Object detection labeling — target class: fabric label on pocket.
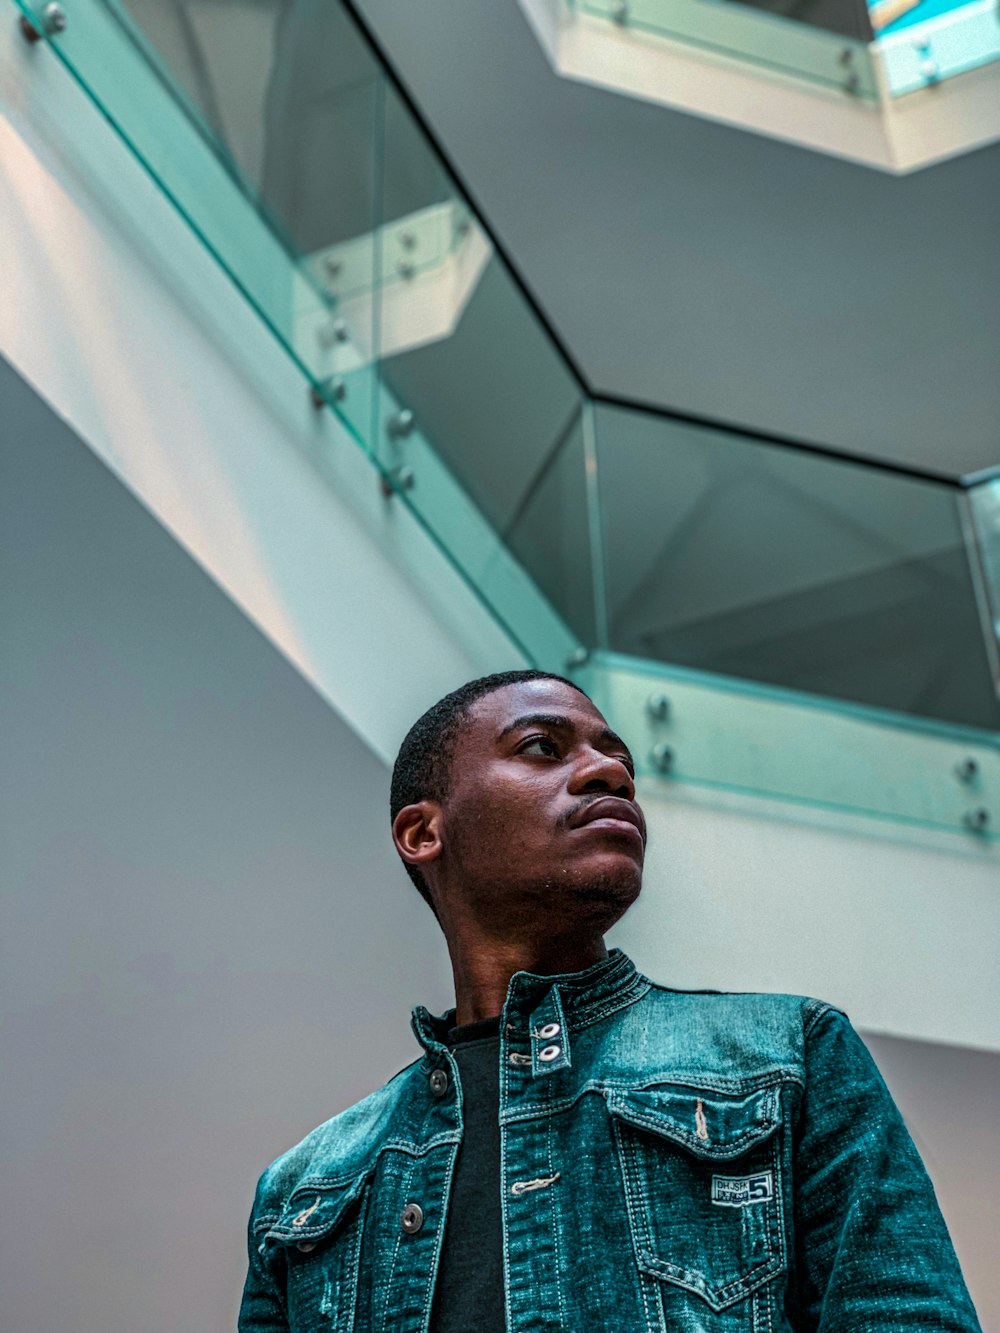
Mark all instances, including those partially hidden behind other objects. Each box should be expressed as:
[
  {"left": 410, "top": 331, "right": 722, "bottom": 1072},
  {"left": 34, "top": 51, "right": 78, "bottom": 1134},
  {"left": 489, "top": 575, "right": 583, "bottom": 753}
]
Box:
[{"left": 711, "top": 1171, "right": 774, "bottom": 1207}]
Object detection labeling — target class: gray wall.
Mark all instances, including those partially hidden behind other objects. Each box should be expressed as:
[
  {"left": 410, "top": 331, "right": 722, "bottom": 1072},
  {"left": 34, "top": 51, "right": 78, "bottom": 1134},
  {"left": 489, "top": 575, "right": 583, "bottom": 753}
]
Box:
[{"left": 0, "top": 356, "right": 451, "bottom": 1332}]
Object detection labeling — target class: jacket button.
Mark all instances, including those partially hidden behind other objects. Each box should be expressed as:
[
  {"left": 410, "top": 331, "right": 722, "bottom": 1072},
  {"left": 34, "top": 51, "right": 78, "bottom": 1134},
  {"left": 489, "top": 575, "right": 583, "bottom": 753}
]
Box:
[
  {"left": 429, "top": 1068, "right": 449, "bottom": 1097},
  {"left": 401, "top": 1202, "right": 424, "bottom": 1234},
  {"left": 537, "top": 1022, "right": 561, "bottom": 1039},
  {"left": 539, "top": 1044, "right": 561, "bottom": 1062},
  {"left": 295, "top": 1241, "right": 316, "bottom": 1253}
]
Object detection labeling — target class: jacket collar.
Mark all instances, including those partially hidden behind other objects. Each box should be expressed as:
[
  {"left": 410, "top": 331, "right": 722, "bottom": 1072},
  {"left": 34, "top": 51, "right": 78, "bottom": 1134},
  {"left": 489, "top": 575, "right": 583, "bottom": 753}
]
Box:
[{"left": 410, "top": 947, "right": 649, "bottom": 1063}]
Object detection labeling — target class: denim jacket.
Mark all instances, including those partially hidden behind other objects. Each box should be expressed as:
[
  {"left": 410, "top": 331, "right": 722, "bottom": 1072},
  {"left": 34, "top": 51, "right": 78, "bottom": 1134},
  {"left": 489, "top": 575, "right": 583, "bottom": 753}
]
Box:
[{"left": 239, "top": 949, "right": 980, "bottom": 1331}]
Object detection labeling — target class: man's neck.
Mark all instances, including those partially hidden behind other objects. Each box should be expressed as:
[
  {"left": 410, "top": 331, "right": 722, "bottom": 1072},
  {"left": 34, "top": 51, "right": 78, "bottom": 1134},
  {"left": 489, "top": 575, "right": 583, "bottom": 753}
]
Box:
[{"left": 447, "top": 933, "right": 608, "bottom": 1026}]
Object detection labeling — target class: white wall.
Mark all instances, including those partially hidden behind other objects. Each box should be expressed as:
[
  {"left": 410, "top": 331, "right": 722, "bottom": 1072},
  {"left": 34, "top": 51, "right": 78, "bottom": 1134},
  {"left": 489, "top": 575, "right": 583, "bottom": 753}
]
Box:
[{"left": 614, "top": 782, "right": 1000, "bottom": 1052}]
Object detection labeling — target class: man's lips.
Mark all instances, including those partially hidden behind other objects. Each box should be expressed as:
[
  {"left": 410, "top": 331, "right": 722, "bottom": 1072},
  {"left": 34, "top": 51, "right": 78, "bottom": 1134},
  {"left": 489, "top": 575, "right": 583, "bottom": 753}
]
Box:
[{"left": 571, "top": 796, "right": 646, "bottom": 843}]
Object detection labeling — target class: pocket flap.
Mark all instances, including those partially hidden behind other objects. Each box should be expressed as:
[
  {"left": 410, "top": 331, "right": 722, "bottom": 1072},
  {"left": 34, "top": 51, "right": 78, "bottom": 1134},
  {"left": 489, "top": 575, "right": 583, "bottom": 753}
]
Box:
[
  {"left": 267, "top": 1172, "right": 370, "bottom": 1246},
  {"left": 607, "top": 1083, "right": 781, "bottom": 1160}
]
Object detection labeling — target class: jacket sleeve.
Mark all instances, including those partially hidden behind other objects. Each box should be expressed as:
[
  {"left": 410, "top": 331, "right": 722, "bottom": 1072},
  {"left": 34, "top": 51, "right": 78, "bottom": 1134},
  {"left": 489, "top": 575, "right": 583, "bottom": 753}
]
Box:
[
  {"left": 238, "top": 1182, "right": 289, "bottom": 1333},
  {"left": 792, "top": 1004, "right": 980, "bottom": 1331}
]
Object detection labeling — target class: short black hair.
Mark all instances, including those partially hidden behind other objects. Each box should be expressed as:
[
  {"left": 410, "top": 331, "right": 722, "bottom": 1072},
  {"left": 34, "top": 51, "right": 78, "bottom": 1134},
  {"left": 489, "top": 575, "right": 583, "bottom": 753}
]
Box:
[{"left": 389, "top": 669, "right": 589, "bottom": 907}]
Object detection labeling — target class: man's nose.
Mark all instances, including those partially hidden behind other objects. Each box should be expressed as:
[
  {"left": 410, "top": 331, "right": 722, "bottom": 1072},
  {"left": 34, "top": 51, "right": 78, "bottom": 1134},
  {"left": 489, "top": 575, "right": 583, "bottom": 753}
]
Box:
[{"left": 570, "top": 748, "right": 636, "bottom": 800}]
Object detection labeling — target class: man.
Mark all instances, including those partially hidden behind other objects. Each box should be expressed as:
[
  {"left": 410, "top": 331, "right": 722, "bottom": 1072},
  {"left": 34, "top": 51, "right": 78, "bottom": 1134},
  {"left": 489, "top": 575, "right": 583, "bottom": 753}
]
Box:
[{"left": 239, "top": 669, "right": 980, "bottom": 1332}]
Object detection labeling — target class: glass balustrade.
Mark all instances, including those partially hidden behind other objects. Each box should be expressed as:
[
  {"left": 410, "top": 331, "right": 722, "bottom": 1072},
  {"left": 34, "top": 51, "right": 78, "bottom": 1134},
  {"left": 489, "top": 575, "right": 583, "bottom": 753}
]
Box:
[
  {"left": 13, "top": 0, "right": 998, "bottom": 838},
  {"left": 574, "top": 0, "right": 879, "bottom": 98},
  {"left": 591, "top": 403, "right": 1000, "bottom": 732},
  {"left": 573, "top": 0, "right": 1000, "bottom": 99}
]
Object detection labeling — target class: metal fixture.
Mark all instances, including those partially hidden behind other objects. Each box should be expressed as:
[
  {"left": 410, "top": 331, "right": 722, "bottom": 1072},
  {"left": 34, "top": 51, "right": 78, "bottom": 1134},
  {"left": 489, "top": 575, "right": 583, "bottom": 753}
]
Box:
[
  {"left": 309, "top": 377, "right": 346, "bottom": 409},
  {"left": 387, "top": 408, "right": 415, "bottom": 439},
  {"left": 399, "top": 230, "right": 417, "bottom": 251},
  {"left": 954, "top": 757, "right": 979, "bottom": 784},
  {"left": 651, "top": 743, "right": 675, "bottom": 774},
  {"left": 317, "top": 318, "right": 350, "bottom": 349},
  {"left": 646, "top": 693, "right": 671, "bottom": 721},
  {"left": 613, "top": 3, "right": 629, "bottom": 24},
  {"left": 323, "top": 256, "right": 343, "bottom": 280},
  {"left": 400, "top": 1203, "right": 424, "bottom": 1234},
  {"left": 963, "top": 807, "right": 990, "bottom": 834},
  {"left": 565, "top": 647, "right": 590, "bottom": 670},
  {"left": 19, "top": 3, "right": 66, "bottom": 40},
  {"left": 380, "top": 466, "right": 415, "bottom": 497},
  {"left": 837, "top": 48, "right": 860, "bottom": 95},
  {"left": 397, "top": 259, "right": 415, "bottom": 279}
]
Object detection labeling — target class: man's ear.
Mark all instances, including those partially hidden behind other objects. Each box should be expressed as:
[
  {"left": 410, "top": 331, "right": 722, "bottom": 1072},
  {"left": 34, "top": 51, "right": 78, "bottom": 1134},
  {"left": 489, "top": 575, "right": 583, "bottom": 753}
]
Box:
[{"left": 392, "top": 801, "right": 444, "bottom": 870}]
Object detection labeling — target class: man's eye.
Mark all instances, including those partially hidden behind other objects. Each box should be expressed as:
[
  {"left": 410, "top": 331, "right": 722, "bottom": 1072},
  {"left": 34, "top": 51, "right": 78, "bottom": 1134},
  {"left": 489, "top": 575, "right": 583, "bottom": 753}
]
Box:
[{"left": 520, "top": 736, "right": 559, "bottom": 757}]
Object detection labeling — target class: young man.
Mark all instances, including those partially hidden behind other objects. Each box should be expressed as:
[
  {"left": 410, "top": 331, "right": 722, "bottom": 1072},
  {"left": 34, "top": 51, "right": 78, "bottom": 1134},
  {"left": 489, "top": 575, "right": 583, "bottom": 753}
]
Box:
[{"left": 239, "top": 670, "right": 980, "bottom": 1332}]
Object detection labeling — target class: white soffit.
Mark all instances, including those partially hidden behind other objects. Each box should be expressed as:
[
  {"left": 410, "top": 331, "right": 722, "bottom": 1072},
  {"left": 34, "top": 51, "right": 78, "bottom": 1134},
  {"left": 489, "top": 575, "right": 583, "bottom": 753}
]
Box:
[{"left": 519, "top": 0, "right": 1000, "bottom": 173}]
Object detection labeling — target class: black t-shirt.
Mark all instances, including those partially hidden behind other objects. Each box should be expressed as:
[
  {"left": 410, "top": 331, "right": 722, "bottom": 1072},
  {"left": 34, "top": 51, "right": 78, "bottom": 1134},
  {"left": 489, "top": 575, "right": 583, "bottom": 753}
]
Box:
[{"left": 428, "top": 1015, "right": 505, "bottom": 1332}]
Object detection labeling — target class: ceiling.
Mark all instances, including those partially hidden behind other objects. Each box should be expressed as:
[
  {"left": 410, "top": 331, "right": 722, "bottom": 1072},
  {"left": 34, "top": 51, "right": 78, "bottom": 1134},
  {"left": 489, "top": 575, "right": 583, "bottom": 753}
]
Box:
[{"left": 355, "top": 0, "right": 1000, "bottom": 481}]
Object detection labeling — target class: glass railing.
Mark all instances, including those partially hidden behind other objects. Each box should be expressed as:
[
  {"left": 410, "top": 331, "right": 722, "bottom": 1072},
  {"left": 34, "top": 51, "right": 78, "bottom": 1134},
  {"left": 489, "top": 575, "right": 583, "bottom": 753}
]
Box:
[
  {"left": 591, "top": 403, "right": 999, "bottom": 733},
  {"left": 572, "top": 0, "right": 1000, "bottom": 98},
  {"left": 574, "top": 0, "right": 879, "bottom": 98},
  {"left": 14, "top": 0, "right": 998, "bottom": 838}
]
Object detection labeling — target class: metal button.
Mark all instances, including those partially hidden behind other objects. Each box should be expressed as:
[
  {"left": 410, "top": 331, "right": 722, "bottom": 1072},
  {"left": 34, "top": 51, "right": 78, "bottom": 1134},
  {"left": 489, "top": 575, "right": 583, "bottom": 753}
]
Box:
[
  {"left": 295, "top": 1241, "right": 316, "bottom": 1253},
  {"left": 429, "top": 1068, "right": 449, "bottom": 1097},
  {"left": 401, "top": 1202, "right": 424, "bottom": 1234},
  {"left": 539, "top": 1044, "right": 561, "bottom": 1062},
  {"left": 537, "top": 1022, "right": 561, "bottom": 1039}
]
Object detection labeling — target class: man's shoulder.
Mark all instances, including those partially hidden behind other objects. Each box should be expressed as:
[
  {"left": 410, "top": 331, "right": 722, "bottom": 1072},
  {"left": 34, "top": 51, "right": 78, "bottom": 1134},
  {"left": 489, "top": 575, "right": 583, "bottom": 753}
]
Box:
[
  {"left": 643, "top": 978, "right": 844, "bottom": 1027},
  {"left": 251, "top": 1056, "right": 423, "bottom": 1220},
  {"left": 624, "top": 977, "right": 848, "bottom": 1079}
]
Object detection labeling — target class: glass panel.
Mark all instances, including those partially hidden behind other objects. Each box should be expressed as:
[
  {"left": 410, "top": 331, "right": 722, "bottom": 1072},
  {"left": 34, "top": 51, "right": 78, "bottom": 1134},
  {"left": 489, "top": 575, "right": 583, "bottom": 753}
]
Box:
[
  {"left": 576, "top": 0, "right": 878, "bottom": 99},
  {"left": 580, "top": 651, "right": 1000, "bottom": 838},
  {"left": 875, "top": 0, "right": 1000, "bottom": 97},
  {"left": 593, "top": 403, "right": 1000, "bottom": 732},
  {"left": 732, "top": 0, "right": 873, "bottom": 41},
  {"left": 372, "top": 78, "right": 586, "bottom": 665},
  {"left": 505, "top": 406, "right": 600, "bottom": 648},
  {"left": 28, "top": 0, "right": 383, "bottom": 446},
  {"left": 966, "top": 479, "right": 1000, "bottom": 694}
]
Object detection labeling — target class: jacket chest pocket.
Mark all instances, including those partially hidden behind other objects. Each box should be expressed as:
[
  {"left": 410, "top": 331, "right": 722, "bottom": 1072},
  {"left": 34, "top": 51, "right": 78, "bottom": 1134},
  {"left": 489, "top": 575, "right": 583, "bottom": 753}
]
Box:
[
  {"left": 608, "top": 1083, "right": 786, "bottom": 1314},
  {"left": 266, "top": 1172, "right": 371, "bottom": 1332}
]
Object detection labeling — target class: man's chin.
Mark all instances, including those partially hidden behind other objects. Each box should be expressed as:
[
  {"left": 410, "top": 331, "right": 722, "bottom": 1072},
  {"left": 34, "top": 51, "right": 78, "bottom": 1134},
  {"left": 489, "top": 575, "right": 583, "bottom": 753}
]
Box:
[{"left": 566, "top": 865, "right": 642, "bottom": 919}]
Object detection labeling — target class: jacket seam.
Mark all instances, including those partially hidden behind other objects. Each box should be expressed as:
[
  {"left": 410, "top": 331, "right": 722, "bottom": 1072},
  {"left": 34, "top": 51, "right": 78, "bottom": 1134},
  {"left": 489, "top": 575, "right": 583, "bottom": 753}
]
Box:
[{"left": 802, "top": 1000, "right": 845, "bottom": 1041}]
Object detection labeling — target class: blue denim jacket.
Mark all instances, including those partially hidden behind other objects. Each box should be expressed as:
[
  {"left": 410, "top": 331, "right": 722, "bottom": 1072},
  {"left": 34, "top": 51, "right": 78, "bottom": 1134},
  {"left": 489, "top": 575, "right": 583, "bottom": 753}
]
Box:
[{"left": 239, "top": 949, "right": 980, "bottom": 1331}]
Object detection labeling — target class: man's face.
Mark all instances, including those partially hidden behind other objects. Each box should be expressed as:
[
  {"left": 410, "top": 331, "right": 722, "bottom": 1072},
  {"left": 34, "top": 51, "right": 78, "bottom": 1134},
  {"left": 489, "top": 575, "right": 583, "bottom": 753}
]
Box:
[{"left": 436, "top": 678, "right": 646, "bottom": 929}]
